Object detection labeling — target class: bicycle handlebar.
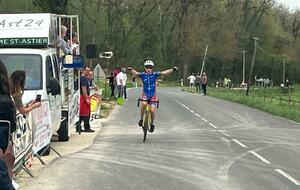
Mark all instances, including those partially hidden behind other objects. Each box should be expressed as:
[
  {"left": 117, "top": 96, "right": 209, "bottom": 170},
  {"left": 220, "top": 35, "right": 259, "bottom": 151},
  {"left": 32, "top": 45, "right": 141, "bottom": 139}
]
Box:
[{"left": 137, "top": 99, "right": 159, "bottom": 109}]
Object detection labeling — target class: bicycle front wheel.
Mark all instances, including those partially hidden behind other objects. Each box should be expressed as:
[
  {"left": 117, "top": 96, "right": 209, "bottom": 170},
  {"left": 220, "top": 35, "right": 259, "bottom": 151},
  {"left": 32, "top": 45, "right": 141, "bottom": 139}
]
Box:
[{"left": 142, "top": 110, "right": 150, "bottom": 143}]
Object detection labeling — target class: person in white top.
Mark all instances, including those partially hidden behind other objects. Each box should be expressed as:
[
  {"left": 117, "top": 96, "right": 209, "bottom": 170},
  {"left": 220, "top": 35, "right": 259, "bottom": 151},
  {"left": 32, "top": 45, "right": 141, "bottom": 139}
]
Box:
[
  {"left": 187, "top": 73, "right": 196, "bottom": 92},
  {"left": 116, "top": 68, "right": 127, "bottom": 98},
  {"left": 121, "top": 68, "right": 127, "bottom": 99},
  {"left": 70, "top": 32, "right": 80, "bottom": 55}
]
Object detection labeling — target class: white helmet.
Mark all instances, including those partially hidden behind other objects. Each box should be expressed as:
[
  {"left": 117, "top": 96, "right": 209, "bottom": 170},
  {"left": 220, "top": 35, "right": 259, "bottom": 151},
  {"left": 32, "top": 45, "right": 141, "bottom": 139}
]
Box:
[{"left": 144, "top": 60, "right": 154, "bottom": 67}]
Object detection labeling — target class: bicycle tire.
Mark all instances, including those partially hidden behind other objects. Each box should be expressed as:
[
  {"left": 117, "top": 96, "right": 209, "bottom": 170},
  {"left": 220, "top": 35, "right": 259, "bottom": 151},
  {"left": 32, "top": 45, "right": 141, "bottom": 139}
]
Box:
[
  {"left": 142, "top": 109, "right": 150, "bottom": 143},
  {"left": 143, "top": 125, "right": 147, "bottom": 143}
]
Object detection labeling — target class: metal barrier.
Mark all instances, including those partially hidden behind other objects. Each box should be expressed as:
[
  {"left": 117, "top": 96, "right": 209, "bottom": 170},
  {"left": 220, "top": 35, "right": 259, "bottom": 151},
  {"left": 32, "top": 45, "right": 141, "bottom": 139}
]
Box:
[{"left": 12, "top": 114, "right": 33, "bottom": 177}]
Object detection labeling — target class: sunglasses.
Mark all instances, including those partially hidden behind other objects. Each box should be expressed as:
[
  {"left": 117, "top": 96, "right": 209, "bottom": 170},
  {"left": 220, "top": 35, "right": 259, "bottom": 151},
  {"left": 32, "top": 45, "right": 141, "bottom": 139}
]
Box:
[{"left": 145, "top": 66, "right": 153, "bottom": 69}]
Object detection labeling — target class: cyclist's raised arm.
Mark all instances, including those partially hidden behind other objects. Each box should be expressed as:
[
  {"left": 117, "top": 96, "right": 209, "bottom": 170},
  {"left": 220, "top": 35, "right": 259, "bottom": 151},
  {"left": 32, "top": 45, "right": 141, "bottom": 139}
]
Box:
[
  {"left": 160, "top": 67, "right": 178, "bottom": 76},
  {"left": 127, "top": 67, "right": 140, "bottom": 76}
]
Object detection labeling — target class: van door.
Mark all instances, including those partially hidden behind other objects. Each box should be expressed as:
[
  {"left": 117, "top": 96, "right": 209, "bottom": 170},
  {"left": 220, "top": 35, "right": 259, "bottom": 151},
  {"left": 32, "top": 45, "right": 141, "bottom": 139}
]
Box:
[{"left": 46, "top": 55, "right": 62, "bottom": 133}]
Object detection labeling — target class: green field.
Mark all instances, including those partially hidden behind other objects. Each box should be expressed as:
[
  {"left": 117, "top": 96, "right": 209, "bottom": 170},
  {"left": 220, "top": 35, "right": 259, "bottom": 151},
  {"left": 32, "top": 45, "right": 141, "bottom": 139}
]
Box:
[{"left": 183, "top": 85, "right": 300, "bottom": 123}]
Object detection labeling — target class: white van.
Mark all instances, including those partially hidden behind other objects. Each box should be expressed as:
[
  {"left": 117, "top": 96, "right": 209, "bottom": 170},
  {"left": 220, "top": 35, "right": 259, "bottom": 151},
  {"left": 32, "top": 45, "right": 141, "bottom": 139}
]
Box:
[
  {"left": 0, "top": 48, "right": 62, "bottom": 133},
  {"left": 0, "top": 13, "right": 82, "bottom": 149}
]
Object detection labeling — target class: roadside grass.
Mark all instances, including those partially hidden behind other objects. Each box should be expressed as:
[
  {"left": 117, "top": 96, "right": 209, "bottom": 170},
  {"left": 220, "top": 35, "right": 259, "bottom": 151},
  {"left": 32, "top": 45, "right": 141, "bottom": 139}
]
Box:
[
  {"left": 182, "top": 86, "right": 300, "bottom": 123},
  {"left": 158, "top": 80, "right": 181, "bottom": 87}
]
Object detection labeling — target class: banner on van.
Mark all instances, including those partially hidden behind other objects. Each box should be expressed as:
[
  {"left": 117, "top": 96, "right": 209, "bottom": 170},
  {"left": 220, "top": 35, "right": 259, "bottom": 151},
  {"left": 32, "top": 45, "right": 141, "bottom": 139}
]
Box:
[
  {"left": 0, "top": 13, "right": 57, "bottom": 46},
  {"left": 12, "top": 114, "right": 33, "bottom": 165},
  {"left": 30, "top": 101, "right": 52, "bottom": 154},
  {"left": 0, "top": 37, "right": 48, "bottom": 46},
  {"left": 68, "top": 91, "right": 80, "bottom": 128}
]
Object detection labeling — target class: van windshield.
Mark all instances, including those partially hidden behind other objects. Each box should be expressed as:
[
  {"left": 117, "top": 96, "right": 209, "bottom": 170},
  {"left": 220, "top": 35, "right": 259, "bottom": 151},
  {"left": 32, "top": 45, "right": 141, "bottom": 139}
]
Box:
[{"left": 0, "top": 54, "right": 42, "bottom": 90}]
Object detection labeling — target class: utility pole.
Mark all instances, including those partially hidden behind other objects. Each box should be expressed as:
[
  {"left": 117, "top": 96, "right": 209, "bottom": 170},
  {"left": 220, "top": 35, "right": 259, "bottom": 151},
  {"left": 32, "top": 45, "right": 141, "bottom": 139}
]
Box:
[
  {"left": 246, "top": 37, "right": 259, "bottom": 96},
  {"left": 283, "top": 58, "right": 286, "bottom": 86},
  {"left": 242, "top": 50, "right": 246, "bottom": 86},
  {"left": 200, "top": 45, "right": 208, "bottom": 76}
]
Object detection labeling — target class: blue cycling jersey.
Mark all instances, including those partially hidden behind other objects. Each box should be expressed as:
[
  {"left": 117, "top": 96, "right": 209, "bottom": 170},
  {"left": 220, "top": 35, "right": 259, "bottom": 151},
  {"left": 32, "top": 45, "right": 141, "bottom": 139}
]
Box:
[{"left": 139, "top": 72, "right": 160, "bottom": 98}]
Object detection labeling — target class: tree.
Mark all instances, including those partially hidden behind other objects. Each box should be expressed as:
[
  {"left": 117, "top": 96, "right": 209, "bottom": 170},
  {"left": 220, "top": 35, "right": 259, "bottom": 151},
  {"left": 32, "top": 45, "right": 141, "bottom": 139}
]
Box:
[{"left": 33, "top": 0, "right": 69, "bottom": 14}]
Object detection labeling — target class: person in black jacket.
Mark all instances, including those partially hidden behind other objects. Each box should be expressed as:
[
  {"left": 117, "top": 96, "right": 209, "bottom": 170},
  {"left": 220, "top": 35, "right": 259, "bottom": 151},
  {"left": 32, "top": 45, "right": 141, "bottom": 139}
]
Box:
[
  {"left": 0, "top": 60, "right": 16, "bottom": 133},
  {"left": 107, "top": 72, "right": 115, "bottom": 97},
  {"left": 0, "top": 142, "right": 15, "bottom": 190}
]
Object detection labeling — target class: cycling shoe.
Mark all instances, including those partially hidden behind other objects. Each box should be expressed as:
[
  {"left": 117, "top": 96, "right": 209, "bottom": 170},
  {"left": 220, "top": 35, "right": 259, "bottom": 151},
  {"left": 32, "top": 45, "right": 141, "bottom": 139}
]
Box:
[
  {"left": 138, "top": 119, "right": 143, "bottom": 127},
  {"left": 149, "top": 124, "right": 155, "bottom": 133}
]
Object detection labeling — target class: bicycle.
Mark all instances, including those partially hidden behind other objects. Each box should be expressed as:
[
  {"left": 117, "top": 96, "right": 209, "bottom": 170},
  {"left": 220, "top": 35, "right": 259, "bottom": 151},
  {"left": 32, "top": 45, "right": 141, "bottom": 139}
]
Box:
[{"left": 137, "top": 99, "right": 159, "bottom": 143}]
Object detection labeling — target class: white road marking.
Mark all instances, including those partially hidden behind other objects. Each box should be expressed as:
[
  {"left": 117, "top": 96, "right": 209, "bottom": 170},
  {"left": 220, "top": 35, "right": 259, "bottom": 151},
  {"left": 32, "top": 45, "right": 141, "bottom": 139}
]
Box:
[
  {"left": 249, "top": 151, "right": 271, "bottom": 164},
  {"left": 174, "top": 99, "right": 300, "bottom": 187},
  {"left": 182, "top": 105, "right": 190, "bottom": 110},
  {"left": 208, "top": 123, "right": 218, "bottom": 129},
  {"left": 201, "top": 118, "right": 208, "bottom": 122},
  {"left": 232, "top": 139, "right": 247, "bottom": 148},
  {"left": 275, "top": 169, "right": 300, "bottom": 186}
]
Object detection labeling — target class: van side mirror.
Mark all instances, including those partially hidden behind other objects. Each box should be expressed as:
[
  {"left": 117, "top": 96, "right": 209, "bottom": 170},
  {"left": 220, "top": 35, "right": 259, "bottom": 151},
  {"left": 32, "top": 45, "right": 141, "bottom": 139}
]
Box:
[{"left": 47, "top": 78, "right": 61, "bottom": 95}]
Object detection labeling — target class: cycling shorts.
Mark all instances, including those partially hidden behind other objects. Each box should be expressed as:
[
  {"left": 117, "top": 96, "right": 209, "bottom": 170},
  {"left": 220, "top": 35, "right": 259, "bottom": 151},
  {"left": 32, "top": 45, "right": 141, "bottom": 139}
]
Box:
[{"left": 141, "top": 91, "right": 158, "bottom": 105}]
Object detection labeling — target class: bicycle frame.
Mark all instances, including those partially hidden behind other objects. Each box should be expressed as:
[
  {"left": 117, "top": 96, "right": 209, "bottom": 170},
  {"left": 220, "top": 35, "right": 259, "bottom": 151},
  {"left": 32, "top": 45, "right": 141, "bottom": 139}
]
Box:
[{"left": 137, "top": 99, "right": 159, "bottom": 142}]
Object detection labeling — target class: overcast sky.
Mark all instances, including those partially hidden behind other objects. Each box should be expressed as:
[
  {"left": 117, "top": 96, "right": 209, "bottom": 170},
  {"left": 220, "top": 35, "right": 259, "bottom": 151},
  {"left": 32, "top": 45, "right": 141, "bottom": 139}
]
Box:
[{"left": 276, "top": 0, "right": 300, "bottom": 10}]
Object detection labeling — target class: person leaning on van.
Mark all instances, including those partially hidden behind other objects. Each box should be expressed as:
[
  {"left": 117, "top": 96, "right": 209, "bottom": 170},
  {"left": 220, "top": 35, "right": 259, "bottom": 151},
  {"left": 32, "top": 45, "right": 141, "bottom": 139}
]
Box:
[
  {"left": 0, "top": 60, "right": 16, "bottom": 133},
  {"left": 59, "top": 25, "right": 72, "bottom": 55},
  {"left": 10, "top": 70, "right": 41, "bottom": 115}
]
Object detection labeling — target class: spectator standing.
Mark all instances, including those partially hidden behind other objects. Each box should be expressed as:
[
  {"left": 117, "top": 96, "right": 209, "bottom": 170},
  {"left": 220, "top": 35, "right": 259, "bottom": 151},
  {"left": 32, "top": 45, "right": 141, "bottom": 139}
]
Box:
[
  {"left": 10, "top": 70, "right": 41, "bottom": 115},
  {"left": 70, "top": 32, "right": 80, "bottom": 55},
  {"left": 0, "top": 142, "right": 15, "bottom": 190},
  {"left": 115, "top": 68, "right": 127, "bottom": 99},
  {"left": 121, "top": 68, "right": 128, "bottom": 99},
  {"left": 224, "top": 76, "right": 231, "bottom": 88},
  {"left": 59, "top": 25, "right": 72, "bottom": 55},
  {"left": 0, "top": 60, "right": 16, "bottom": 133},
  {"left": 113, "top": 67, "right": 121, "bottom": 78},
  {"left": 195, "top": 73, "right": 201, "bottom": 93},
  {"left": 201, "top": 72, "right": 208, "bottom": 96},
  {"left": 187, "top": 73, "right": 196, "bottom": 92},
  {"left": 106, "top": 72, "right": 115, "bottom": 98},
  {"left": 113, "top": 67, "right": 121, "bottom": 97},
  {"left": 87, "top": 71, "right": 98, "bottom": 91},
  {"left": 0, "top": 63, "right": 17, "bottom": 189},
  {"left": 77, "top": 66, "right": 94, "bottom": 133},
  {"left": 286, "top": 78, "right": 290, "bottom": 88}
]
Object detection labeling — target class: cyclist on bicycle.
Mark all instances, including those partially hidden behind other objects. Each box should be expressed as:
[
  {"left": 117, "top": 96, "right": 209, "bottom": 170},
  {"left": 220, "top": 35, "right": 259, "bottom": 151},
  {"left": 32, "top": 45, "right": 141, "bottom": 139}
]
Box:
[{"left": 128, "top": 59, "right": 178, "bottom": 133}]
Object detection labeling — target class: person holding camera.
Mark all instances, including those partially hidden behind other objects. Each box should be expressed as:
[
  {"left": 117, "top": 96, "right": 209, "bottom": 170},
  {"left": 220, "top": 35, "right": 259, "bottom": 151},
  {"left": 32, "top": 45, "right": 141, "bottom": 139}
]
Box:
[{"left": 10, "top": 70, "right": 41, "bottom": 115}]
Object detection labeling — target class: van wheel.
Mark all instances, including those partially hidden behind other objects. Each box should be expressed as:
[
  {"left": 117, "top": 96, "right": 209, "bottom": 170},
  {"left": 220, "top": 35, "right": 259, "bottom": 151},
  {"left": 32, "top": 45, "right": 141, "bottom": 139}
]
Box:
[
  {"left": 38, "top": 145, "right": 51, "bottom": 156},
  {"left": 57, "top": 110, "right": 69, "bottom": 142}
]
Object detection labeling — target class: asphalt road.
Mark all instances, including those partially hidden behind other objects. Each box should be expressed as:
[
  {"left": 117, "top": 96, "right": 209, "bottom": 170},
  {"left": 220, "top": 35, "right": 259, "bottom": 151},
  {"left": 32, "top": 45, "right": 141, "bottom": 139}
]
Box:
[{"left": 22, "top": 87, "right": 300, "bottom": 190}]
